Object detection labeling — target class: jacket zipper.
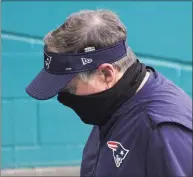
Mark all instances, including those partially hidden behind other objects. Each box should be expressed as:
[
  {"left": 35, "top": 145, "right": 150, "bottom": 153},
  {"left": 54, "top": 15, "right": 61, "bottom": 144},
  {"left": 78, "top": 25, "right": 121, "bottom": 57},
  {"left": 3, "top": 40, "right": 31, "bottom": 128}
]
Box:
[{"left": 92, "top": 141, "right": 101, "bottom": 177}]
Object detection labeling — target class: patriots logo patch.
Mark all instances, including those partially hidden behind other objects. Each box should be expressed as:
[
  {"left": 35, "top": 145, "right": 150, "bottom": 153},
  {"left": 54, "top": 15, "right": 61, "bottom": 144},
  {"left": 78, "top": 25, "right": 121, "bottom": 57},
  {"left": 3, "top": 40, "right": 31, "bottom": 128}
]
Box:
[
  {"left": 44, "top": 52, "right": 52, "bottom": 70},
  {"left": 107, "top": 141, "right": 129, "bottom": 168}
]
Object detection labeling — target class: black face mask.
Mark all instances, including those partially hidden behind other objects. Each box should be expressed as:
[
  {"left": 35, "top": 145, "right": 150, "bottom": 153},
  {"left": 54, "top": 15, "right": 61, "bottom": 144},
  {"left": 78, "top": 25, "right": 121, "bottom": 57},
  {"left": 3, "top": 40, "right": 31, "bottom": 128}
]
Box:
[{"left": 57, "top": 61, "right": 147, "bottom": 126}]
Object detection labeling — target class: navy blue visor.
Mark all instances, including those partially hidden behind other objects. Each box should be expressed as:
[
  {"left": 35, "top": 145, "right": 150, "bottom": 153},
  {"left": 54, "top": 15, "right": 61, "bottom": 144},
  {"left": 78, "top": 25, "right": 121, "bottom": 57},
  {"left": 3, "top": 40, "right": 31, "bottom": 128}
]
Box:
[{"left": 26, "top": 40, "right": 127, "bottom": 100}]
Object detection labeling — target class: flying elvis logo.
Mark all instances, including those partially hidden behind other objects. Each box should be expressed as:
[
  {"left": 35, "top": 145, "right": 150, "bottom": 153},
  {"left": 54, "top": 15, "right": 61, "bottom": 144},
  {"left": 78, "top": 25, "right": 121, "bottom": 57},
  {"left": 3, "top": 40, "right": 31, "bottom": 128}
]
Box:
[
  {"left": 44, "top": 52, "right": 52, "bottom": 70},
  {"left": 107, "top": 141, "right": 129, "bottom": 168}
]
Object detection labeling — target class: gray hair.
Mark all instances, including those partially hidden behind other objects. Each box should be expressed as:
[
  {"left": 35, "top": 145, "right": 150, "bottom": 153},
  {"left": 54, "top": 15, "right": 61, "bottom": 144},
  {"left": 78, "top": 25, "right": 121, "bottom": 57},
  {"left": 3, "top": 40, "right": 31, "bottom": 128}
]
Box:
[{"left": 44, "top": 9, "right": 137, "bottom": 88}]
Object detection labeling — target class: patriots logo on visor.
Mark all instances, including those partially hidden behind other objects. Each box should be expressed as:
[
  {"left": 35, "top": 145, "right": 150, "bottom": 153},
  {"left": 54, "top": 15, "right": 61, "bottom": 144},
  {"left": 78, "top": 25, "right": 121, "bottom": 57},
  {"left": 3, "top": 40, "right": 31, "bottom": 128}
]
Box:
[
  {"left": 44, "top": 52, "right": 52, "bottom": 70},
  {"left": 107, "top": 141, "right": 129, "bottom": 168}
]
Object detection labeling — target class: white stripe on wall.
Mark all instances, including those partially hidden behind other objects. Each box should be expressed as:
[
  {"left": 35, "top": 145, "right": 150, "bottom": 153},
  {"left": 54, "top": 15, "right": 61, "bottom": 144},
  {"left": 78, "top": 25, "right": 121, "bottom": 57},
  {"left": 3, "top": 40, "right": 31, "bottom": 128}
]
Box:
[{"left": 2, "top": 33, "right": 44, "bottom": 45}]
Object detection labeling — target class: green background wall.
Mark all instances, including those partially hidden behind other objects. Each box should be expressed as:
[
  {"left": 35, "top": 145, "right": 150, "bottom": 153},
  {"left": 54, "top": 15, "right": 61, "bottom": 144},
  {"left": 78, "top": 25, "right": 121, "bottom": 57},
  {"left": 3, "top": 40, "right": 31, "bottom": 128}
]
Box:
[{"left": 2, "top": 1, "right": 192, "bottom": 169}]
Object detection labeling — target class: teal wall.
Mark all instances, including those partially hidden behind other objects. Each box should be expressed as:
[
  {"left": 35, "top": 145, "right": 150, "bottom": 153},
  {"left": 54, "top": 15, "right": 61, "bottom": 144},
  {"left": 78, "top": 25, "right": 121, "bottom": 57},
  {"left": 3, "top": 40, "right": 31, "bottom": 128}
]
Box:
[{"left": 2, "top": 1, "right": 192, "bottom": 169}]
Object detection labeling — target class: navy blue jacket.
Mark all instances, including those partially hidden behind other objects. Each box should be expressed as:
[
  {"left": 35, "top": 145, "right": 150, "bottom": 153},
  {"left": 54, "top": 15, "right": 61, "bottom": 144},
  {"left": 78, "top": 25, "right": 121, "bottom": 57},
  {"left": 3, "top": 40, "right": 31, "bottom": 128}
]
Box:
[{"left": 80, "top": 70, "right": 192, "bottom": 177}]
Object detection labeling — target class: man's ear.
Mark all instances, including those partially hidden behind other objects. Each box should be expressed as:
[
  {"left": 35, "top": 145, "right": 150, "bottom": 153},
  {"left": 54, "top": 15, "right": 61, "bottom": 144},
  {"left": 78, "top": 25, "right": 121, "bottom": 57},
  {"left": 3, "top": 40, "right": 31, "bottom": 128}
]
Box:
[{"left": 97, "top": 64, "right": 116, "bottom": 87}]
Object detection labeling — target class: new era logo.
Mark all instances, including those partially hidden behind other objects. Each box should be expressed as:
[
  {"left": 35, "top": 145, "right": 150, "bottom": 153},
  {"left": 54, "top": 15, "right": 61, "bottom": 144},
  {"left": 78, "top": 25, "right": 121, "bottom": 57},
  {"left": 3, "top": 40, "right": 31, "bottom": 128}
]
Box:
[{"left": 81, "top": 58, "right": 93, "bottom": 65}]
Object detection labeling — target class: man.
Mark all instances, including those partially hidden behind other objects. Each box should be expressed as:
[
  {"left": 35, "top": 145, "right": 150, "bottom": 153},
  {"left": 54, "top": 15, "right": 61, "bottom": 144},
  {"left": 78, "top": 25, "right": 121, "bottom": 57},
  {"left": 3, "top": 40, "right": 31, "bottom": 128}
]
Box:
[{"left": 26, "top": 10, "right": 192, "bottom": 177}]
